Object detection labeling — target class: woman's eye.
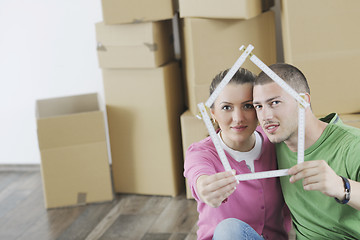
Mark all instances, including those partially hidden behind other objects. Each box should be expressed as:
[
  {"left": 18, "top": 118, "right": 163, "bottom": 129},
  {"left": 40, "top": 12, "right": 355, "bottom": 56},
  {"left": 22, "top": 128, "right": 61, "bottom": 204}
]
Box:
[
  {"left": 244, "top": 104, "right": 254, "bottom": 109},
  {"left": 221, "top": 105, "right": 232, "bottom": 111}
]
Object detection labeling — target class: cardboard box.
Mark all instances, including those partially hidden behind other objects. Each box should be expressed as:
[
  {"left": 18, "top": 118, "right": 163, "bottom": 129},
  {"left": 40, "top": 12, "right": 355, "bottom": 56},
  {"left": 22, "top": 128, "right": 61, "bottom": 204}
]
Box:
[
  {"left": 281, "top": 0, "right": 360, "bottom": 116},
  {"left": 179, "top": 0, "right": 274, "bottom": 19},
  {"left": 339, "top": 114, "right": 360, "bottom": 129},
  {"left": 180, "top": 110, "right": 209, "bottom": 199},
  {"left": 181, "top": 11, "right": 277, "bottom": 114},
  {"left": 102, "top": 62, "right": 185, "bottom": 196},
  {"left": 36, "top": 93, "right": 113, "bottom": 209},
  {"left": 187, "top": 83, "right": 209, "bottom": 117},
  {"left": 96, "top": 20, "right": 175, "bottom": 69},
  {"left": 101, "top": 0, "right": 174, "bottom": 24}
]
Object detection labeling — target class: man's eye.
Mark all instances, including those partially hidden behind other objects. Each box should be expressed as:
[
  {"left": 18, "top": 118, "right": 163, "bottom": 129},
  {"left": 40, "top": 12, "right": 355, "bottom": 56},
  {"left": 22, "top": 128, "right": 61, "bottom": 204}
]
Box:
[
  {"left": 254, "top": 105, "right": 262, "bottom": 109},
  {"left": 272, "top": 101, "right": 280, "bottom": 106}
]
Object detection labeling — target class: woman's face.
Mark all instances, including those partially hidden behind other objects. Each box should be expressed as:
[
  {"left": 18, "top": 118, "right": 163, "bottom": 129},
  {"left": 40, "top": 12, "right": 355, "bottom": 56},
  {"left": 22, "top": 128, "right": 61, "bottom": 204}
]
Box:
[{"left": 211, "top": 83, "right": 258, "bottom": 151}]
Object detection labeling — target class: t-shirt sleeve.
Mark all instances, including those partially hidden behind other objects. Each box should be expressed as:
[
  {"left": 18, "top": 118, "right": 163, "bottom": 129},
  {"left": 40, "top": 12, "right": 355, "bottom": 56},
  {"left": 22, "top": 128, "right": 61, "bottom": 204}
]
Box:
[
  {"left": 346, "top": 140, "right": 360, "bottom": 182},
  {"left": 184, "top": 142, "right": 218, "bottom": 201}
]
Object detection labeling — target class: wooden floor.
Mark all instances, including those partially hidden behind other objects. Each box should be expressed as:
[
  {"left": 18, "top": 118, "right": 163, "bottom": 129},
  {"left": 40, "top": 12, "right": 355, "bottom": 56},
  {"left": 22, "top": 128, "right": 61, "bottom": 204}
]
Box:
[
  {"left": 0, "top": 165, "right": 295, "bottom": 240},
  {"left": 0, "top": 165, "right": 198, "bottom": 240}
]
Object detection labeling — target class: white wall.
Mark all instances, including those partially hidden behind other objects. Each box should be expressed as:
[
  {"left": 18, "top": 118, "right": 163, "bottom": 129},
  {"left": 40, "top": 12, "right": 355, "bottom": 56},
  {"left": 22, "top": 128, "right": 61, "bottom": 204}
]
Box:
[
  {"left": 0, "top": 0, "right": 104, "bottom": 164},
  {"left": 0, "top": 1, "right": 283, "bottom": 165}
]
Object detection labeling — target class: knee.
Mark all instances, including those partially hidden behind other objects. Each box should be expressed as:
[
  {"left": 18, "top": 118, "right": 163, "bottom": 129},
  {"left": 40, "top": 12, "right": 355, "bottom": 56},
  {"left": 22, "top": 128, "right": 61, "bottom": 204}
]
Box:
[
  {"left": 213, "top": 218, "right": 249, "bottom": 239},
  {"left": 216, "top": 218, "right": 243, "bottom": 231}
]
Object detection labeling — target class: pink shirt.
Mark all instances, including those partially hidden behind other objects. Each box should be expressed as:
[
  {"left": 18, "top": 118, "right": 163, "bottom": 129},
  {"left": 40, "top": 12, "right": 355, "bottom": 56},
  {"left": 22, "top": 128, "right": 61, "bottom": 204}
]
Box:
[{"left": 184, "top": 126, "right": 291, "bottom": 240}]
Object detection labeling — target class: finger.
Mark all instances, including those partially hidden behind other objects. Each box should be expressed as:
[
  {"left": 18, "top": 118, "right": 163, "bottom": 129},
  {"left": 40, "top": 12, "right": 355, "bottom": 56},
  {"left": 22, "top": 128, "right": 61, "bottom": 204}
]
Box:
[
  {"left": 202, "top": 172, "right": 237, "bottom": 189},
  {"left": 302, "top": 179, "right": 330, "bottom": 192},
  {"left": 288, "top": 160, "right": 323, "bottom": 175},
  {"left": 209, "top": 178, "right": 238, "bottom": 197},
  {"left": 301, "top": 174, "right": 322, "bottom": 188},
  {"left": 204, "top": 183, "right": 237, "bottom": 207},
  {"left": 289, "top": 167, "right": 320, "bottom": 183},
  {"left": 198, "top": 174, "right": 237, "bottom": 200},
  {"left": 216, "top": 183, "right": 238, "bottom": 206}
]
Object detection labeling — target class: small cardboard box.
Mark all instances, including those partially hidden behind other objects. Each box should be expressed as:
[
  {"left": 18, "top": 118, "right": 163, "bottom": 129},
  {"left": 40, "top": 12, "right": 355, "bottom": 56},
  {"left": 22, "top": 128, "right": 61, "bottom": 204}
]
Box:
[
  {"left": 101, "top": 0, "right": 174, "bottom": 24},
  {"left": 96, "top": 20, "right": 175, "bottom": 69},
  {"left": 179, "top": 0, "right": 274, "bottom": 19},
  {"left": 281, "top": 0, "right": 360, "bottom": 116},
  {"left": 36, "top": 93, "right": 114, "bottom": 209},
  {"left": 180, "top": 110, "right": 209, "bottom": 199},
  {"left": 181, "top": 11, "right": 277, "bottom": 114},
  {"left": 102, "top": 61, "right": 185, "bottom": 196}
]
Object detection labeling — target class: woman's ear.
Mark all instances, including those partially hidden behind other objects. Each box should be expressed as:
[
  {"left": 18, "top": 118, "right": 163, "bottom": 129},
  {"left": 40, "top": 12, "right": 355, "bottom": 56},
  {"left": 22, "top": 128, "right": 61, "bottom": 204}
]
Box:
[{"left": 210, "top": 107, "right": 215, "bottom": 119}]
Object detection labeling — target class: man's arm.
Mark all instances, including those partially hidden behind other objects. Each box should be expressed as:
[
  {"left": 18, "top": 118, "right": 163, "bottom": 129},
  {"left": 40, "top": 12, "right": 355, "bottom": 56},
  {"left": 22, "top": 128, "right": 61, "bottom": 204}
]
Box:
[{"left": 288, "top": 160, "right": 360, "bottom": 210}]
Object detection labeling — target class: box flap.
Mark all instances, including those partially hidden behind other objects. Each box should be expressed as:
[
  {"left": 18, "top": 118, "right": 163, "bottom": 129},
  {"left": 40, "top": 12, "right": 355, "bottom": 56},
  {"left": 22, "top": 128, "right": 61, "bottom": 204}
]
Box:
[
  {"left": 37, "top": 111, "right": 106, "bottom": 150},
  {"left": 36, "top": 93, "right": 100, "bottom": 119},
  {"left": 179, "top": 0, "right": 262, "bottom": 19},
  {"left": 101, "top": 0, "right": 174, "bottom": 24},
  {"left": 95, "top": 21, "right": 154, "bottom": 46}
]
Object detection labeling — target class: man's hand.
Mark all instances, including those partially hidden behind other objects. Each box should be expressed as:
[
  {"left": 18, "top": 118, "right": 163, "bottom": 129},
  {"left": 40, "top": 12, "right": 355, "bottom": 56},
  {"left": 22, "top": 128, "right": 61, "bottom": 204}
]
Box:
[
  {"left": 288, "top": 160, "right": 344, "bottom": 199},
  {"left": 196, "top": 170, "right": 238, "bottom": 208}
]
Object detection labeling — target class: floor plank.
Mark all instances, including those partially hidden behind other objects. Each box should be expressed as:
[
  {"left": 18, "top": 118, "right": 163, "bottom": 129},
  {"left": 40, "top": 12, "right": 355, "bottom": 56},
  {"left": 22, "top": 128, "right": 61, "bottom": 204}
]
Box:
[
  {"left": 0, "top": 165, "right": 296, "bottom": 240},
  {"left": 147, "top": 195, "right": 198, "bottom": 234}
]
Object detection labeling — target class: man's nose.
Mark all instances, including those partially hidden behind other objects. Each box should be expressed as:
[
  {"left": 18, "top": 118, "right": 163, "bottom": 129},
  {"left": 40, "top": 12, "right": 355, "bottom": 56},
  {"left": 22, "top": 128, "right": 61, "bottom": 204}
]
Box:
[{"left": 261, "top": 106, "right": 273, "bottom": 121}]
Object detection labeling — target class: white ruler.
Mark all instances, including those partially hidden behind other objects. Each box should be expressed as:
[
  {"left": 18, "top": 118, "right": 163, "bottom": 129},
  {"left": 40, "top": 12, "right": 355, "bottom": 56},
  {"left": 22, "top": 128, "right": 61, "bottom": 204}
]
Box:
[
  {"left": 198, "top": 102, "right": 232, "bottom": 172},
  {"left": 205, "top": 45, "right": 253, "bottom": 108},
  {"left": 236, "top": 169, "right": 289, "bottom": 181},
  {"left": 249, "top": 51, "right": 308, "bottom": 165},
  {"left": 297, "top": 94, "right": 306, "bottom": 164},
  {"left": 249, "top": 54, "right": 309, "bottom": 109},
  {"left": 197, "top": 44, "right": 308, "bottom": 181}
]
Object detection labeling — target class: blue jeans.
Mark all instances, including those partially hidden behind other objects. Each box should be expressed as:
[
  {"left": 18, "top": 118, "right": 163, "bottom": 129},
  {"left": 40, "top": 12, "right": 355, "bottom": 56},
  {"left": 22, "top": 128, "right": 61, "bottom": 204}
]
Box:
[{"left": 213, "top": 218, "right": 264, "bottom": 240}]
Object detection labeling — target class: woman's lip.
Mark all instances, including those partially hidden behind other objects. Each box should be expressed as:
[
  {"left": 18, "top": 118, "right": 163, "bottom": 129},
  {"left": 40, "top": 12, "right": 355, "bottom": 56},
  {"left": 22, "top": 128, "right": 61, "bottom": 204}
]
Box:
[{"left": 231, "top": 125, "right": 247, "bottom": 131}]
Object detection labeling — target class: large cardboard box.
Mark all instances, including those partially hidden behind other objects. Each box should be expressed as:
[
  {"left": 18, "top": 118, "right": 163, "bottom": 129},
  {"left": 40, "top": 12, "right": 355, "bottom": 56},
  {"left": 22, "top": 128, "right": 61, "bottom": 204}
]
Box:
[
  {"left": 339, "top": 114, "right": 360, "bottom": 129},
  {"left": 181, "top": 11, "right": 277, "bottom": 114},
  {"left": 102, "top": 62, "right": 185, "bottom": 196},
  {"left": 96, "top": 20, "right": 175, "bottom": 69},
  {"left": 281, "top": 0, "right": 360, "bottom": 116},
  {"left": 101, "top": 0, "right": 174, "bottom": 25},
  {"left": 36, "top": 93, "right": 113, "bottom": 209},
  {"left": 179, "top": 0, "right": 274, "bottom": 19},
  {"left": 180, "top": 110, "right": 209, "bottom": 199}
]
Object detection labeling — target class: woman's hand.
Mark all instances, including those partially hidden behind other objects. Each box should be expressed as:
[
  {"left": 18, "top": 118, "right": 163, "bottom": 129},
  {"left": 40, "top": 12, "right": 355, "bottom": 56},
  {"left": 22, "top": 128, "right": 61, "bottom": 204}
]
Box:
[{"left": 196, "top": 170, "right": 238, "bottom": 208}]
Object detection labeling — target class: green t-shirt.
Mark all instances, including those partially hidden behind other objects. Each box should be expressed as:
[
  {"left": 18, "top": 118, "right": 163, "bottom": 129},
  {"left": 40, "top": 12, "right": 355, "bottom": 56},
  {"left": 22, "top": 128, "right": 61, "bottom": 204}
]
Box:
[{"left": 276, "top": 113, "right": 360, "bottom": 239}]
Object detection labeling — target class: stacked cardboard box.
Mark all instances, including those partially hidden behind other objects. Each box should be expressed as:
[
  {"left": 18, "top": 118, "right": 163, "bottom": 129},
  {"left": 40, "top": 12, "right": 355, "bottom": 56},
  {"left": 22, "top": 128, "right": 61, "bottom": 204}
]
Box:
[
  {"left": 180, "top": 110, "right": 209, "bottom": 198},
  {"left": 178, "top": 0, "right": 277, "bottom": 198},
  {"left": 36, "top": 93, "right": 114, "bottom": 208},
  {"left": 281, "top": 0, "right": 360, "bottom": 116},
  {"left": 97, "top": 0, "right": 185, "bottom": 196},
  {"left": 339, "top": 114, "right": 360, "bottom": 129}
]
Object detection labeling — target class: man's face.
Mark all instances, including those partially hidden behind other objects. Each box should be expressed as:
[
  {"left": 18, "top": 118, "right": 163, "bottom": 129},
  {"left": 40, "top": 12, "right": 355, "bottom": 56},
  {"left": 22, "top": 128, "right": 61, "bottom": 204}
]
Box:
[{"left": 253, "top": 82, "right": 299, "bottom": 144}]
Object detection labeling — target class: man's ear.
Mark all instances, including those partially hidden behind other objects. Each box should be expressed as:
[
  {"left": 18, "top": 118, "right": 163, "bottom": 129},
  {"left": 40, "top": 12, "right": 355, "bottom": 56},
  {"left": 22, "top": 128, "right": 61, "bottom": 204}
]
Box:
[{"left": 300, "top": 92, "right": 311, "bottom": 104}]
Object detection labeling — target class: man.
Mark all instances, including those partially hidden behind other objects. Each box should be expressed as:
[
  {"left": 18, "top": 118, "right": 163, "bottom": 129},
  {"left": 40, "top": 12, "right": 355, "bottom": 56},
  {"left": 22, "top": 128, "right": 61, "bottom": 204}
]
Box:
[{"left": 253, "top": 63, "right": 360, "bottom": 239}]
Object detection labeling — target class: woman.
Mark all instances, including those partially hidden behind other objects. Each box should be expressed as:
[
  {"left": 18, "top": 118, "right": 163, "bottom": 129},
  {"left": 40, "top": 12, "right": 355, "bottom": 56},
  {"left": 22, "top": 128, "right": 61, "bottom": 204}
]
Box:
[{"left": 184, "top": 68, "right": 290, "bottom": 240}]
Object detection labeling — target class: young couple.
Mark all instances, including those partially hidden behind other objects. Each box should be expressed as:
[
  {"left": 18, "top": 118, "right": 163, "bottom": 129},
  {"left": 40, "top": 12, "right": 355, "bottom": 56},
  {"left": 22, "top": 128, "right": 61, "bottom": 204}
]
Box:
[{"left": 184, "top": 63, "right": 360, "bottom": 240}]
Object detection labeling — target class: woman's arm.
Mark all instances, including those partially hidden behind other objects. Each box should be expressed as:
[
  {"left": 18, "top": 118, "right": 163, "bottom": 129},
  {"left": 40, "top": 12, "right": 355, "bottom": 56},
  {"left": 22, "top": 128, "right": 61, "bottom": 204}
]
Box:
[{"left": 196, "top": 170, "right": 238, "bottom": 208}]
